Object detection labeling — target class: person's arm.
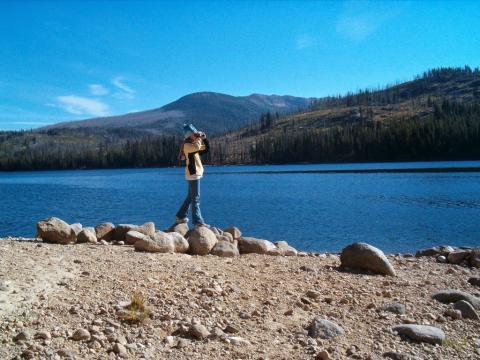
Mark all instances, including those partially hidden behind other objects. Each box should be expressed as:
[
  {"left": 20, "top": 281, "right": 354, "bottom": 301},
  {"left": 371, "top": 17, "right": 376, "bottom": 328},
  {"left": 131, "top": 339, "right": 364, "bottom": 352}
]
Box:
[
  {"left": 183, "top": 138, "right": 205, "bottom": 154},
  {"left": 199, "top": 138, "right": 209, "bottom": 154}
]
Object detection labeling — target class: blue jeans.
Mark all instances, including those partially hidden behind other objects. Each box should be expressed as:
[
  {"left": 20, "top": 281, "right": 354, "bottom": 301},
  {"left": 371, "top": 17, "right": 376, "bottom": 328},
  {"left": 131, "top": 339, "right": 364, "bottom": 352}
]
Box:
[{"left": 176, "top": 180, "right": 205, "bottom": 225}]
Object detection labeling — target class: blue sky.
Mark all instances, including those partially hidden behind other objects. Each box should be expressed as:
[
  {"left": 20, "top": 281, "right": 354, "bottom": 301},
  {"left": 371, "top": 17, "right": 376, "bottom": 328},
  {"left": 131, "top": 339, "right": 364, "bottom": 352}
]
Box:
[{"left": 1, "top": 0, "right": 479, "bottom": 130}]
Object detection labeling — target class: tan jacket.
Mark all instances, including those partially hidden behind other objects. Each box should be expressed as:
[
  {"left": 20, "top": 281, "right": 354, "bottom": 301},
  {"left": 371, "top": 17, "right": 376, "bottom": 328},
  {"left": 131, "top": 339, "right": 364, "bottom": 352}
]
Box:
[{"left": 183, "top": 138, "right": 209, "bottom": 180}]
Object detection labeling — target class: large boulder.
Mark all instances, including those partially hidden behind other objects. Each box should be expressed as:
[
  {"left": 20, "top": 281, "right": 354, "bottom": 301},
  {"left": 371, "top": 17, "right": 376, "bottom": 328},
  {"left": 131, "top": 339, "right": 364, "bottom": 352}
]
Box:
[
  {"left": 271, "top": 241, "right": 298, "bottom": 256},
  {"left": 432, "top": 289, "right": 480, "bottom": 309},
  {"left": 77, "top": 227, "right": 97, "bottom": 243},
  {"left": 392, "top": 324, "right": 445, "bottom": 345},
  {"left": 470, "top": 249, "right": 480, "bottom": 268},
  {"left": 454, "top": 300, "right": 479, "bottom": 320},
  {"left": 308, "top": 317, "right": 344, "bottom": 339},
  {"left": 125, "top": 230, "right": 147, "bottom": 244},
  {"left": 223, "top": 226, "right": 242, "bottom": 239},
  {"left": 216, "top": 233, "right": 234, "bottom": 243},
  {"left": 70, "top": 223, "right": 83, "bottom": 236},
  {"left": 95, "top": 222, "right": 115, "bottom": 241},
  {"left": 188, "top": 227, "right": 217, "bottom": 255},
  {"left": 415, "top": 245, "right": 455, "bottom": 257},
  {"left": 211, "top": 241, "right": 240, "bottom": 257},
  {"left": 238, "top": 237, "right": 276, "bottom": 255},
  {"left": 36, "top": 217, "right": 76, "bottom": 244},
  {"left": 447, "top": 250, "right": 470, "bottom": 264},
  {"left": 116, "top": 222, "right": 156, "bottom": 243},
  {"left": 340, "top": 242, "right": 396, "bottom": 276},
  {"left": 167, "top": 223, "right": 189, "bottom": 237},
  {"left": 134, "top": 232, "right": 175, "bottom": 253},
  {"left": 169, "top": 232, "right": 189, "bottom": 253}
]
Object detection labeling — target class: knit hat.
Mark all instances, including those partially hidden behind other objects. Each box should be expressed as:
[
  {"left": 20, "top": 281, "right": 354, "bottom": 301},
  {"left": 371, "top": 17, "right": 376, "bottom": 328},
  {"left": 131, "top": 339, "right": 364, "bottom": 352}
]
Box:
[{"left": 183, "top": 123, "right": 198, "bottom": 139}]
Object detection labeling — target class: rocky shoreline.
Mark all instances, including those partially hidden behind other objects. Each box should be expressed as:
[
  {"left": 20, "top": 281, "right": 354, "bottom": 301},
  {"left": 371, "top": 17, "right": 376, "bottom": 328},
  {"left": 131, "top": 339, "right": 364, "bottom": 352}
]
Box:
[{"left": 0, "top": 218, "right": 479, "bottom": 359}]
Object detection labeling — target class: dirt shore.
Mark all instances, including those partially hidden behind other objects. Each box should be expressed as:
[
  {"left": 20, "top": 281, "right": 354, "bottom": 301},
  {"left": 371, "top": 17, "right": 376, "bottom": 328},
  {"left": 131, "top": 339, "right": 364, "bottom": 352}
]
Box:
[{"left": 0, "top": 238, "right": 479, "bottom": 360}]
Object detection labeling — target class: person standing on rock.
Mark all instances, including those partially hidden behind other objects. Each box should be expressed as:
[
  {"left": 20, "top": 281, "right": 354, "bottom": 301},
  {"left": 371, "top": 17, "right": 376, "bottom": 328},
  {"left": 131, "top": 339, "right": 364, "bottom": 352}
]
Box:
[{"left": 175, "top": 123, "right": 210, "bottom": 228}]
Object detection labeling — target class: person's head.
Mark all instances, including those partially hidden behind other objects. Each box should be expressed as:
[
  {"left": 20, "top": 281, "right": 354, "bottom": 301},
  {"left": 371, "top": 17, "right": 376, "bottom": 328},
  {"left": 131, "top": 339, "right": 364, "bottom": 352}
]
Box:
[{"left": 183, "top": 123, "right": 199, "bottom": 140}]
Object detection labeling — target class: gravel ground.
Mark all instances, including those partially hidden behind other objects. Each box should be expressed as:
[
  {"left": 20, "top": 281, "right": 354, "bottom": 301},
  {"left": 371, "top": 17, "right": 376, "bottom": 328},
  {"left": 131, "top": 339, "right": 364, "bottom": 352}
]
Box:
[{"left": 0, "top": 238, "right": 479, "bottom": 360}]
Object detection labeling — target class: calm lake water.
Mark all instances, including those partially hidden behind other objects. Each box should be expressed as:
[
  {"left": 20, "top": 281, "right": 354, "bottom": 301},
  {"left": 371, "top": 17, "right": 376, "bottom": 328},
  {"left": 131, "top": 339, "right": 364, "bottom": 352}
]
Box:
[{"left": 1, "top": 161, "right": 479, "bottom": 253}]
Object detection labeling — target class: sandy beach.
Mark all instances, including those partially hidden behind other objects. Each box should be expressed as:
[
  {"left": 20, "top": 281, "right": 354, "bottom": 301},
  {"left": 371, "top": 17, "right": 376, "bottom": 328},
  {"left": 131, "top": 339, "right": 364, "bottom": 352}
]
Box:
[{"left": 0, "top": 238, "right": 479, "bottom": 359}]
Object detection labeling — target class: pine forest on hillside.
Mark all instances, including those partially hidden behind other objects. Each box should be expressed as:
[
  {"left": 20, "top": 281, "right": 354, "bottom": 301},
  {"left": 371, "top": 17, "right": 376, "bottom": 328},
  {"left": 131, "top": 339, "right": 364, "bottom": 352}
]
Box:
[{"left": 1, "top": 67, "right": 480, "bottom": 170}]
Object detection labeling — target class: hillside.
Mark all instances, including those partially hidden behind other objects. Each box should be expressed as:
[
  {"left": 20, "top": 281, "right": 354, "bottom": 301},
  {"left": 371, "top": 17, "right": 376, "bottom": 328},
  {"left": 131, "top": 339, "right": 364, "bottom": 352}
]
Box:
[
  {"left": 209, "top": 67, "right": 480, "bottom": 164},
  {"left": 43, "top": 92, "right": 312, "bottom": 136},
  {"left": 1, "top": 67, "right": 479, "bottom": 170}
]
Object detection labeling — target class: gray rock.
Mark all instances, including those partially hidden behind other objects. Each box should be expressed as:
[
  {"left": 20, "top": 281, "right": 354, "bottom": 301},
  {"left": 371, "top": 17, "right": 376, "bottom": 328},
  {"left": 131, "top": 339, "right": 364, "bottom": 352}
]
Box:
[
  {"left": 188, "top": 227, "right": 217, "bottom": 255},
  {"left": 436, "top": 255, "right": 447, "bottom": 263},
  {"left": 0, "top": 280, "right": 9, "bottom": 291},
  {"left": 447, "top": 250, "right": 470, "bottom": 264},
  {"left": 176, "top": 338, "right": 190, "bottom": 348},
  {"left": 223, "top": 226, "right": 242, "bottom": 239},
  {"left": 229, "top": 336, "right": 251, "bottom": 346},
  {"left": 71, "top": 328, "right": 91, "bottom": 341},
  {"left": 468, "top": 277, "right": 480, "bottom": 287},
  {"left": 70, "top": 223, "right": 83, "bottom": 235},
  {"left": 454, "top": 300, "right": 479, "bottom": 320},
  {"left": 125, "top": 230, "right": 147, "bottom": 244},
  {"left": 190, "top": 323, "right": 210, "bottom": 340},
  {"left": 273, "top": 241, "right": 298, "bottom": 256},
  {"left": 114, "top": 224, "right": 137, "bottom": 241},
  {"left": 470, "top": 249, "right": 480, "bottom": 268},
  {"left": 57, "top": 349, "right": 75, "bottom": 358},
  {"left": 216, "top": 233, "right": 234, "bottom": 243},
  {"left": 167, "top": 223, "right": 189, "bottom": 237},
  {"left": 112, "top": 342, "right": 128, "bottom": 357},
  {"left": 432, "top": 289, "right": 480, "bottom": 309},
  {"left": 383, "top": 352, "right": 422, "bottom": 360},
  {"left": 36, "top": 217, "right": 77, "bottom": 244},
  {"left": 34, "top": 331, "right": 51, "bottom": 340},
  {"left": 95, "top": 222, "right": 115, "bottom": 241},
  {"left": 307, "top": 317, "right": 344, "bottom": 339},
  {"left": 416, "top": 245, "right": 455, "bottom": 257},
  {"left": 340, "top": 242, "right": 396, "bottom": 276},
  {"left": 445, "top": 308, "right": 462, "bottom": 319},
  {"left": 77, "top": 227, "right": 97, "bottom": 243},
  {"left": 392, "top": 324, "right": 445, "bottom": 344},
  {"left": 381, "top": 302, "right": 406, "bottom": 315},
  {"left": 134, "top": 232, "right": 175, "bottom": 253},
  {"left": 210, "top": 327, "right": 226, "bottom": 339},
  {"left": 211, "top": 240, "right": 239, "bottom": 257},
  {"left": 14, "top": 331, "right": 31, "bottom": 341},
  {"left": 116, "top": 222, "right": 156, "bottom": 241},
  {"left": 169, "top": 232, "right": 189, "bottom": 253},
  {"left": 238, "top": 237, "right": 276, "bottom": 255}
]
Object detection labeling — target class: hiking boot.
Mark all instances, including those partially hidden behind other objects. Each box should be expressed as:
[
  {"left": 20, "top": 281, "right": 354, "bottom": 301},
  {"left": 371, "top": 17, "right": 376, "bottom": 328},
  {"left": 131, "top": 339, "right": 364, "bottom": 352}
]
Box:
[
  {"left": 194, "top": 223, "right": 210, "bottom": 229},
  {"left": 176, "top": 216, "right": 189, "bottom": 224}
]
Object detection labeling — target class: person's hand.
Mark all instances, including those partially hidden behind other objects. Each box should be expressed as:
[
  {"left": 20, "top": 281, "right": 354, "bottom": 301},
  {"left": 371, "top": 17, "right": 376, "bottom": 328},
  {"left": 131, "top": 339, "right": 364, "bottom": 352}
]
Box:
[{"left": 198, "top": 131, "right": 207, "bottom": 139}]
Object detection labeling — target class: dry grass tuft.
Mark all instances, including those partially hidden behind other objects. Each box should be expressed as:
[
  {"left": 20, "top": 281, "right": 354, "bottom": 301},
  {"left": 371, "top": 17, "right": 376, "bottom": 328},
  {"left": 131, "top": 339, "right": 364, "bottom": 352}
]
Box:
[{"left": 117, "top": 292, "right": 152, "bottom": 324}]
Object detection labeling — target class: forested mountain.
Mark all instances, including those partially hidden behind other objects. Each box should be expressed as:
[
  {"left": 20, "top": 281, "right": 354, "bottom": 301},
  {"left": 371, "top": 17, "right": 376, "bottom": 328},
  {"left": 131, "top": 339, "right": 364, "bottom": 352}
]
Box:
[
  {"left": 209, "top": 67, "right": 480, "bottom": 164},
  {"left": 43, "top": 92, "right": 312, "bottom": 136},
  {"left": 1, "top": 67, "right": 479, "bottom": 170}
]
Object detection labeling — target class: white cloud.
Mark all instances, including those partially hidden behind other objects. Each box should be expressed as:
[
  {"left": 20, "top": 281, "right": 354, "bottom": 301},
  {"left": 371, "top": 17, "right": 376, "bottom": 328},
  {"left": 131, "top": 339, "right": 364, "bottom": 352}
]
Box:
[
  {"left": 112, "top": 92, "right": 135, "bottom": 100},
  {"left": 336, "top": 15, "right": 377, "bottom": 41},
  {"left": 56, "top": 95, "right": 110, "bottom": 117},
  {"left": 112, "top": 76, "right": 134, "bottom": 94},
  {"left": 89, "top": 84, "right": 109, "bottom": 96},
  {"left": 295, "top": 34, "right": 315, "bottom": 50},
  {"left": 335, "top": 1, "right": 405, "bottom": 42}
]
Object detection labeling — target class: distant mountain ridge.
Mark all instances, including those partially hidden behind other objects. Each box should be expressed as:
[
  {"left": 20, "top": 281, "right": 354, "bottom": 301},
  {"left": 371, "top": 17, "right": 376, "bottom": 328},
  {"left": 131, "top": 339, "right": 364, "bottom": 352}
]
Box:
[
  {"left": 44, "top": 92, "right": 313, "bottom": 135},
  {"left": 3, "top": 66, "right": 480, "bottom": 171}
]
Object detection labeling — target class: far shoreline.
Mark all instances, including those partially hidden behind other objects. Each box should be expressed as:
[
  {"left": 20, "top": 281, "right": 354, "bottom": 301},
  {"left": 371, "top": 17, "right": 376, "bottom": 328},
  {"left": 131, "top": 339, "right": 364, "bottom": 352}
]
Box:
[{"left": 1, "top": 158, "right": 480, "bottom": 173}]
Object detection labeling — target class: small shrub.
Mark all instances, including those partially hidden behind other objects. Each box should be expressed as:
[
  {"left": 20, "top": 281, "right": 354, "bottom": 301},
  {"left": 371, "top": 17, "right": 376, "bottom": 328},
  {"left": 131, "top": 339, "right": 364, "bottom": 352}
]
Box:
[
  {"left": 117, "top": 292, "right": 151, "bottom": 324},
  {"left": 442, "top": 337, "right": 469, "bottom": 351}
]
